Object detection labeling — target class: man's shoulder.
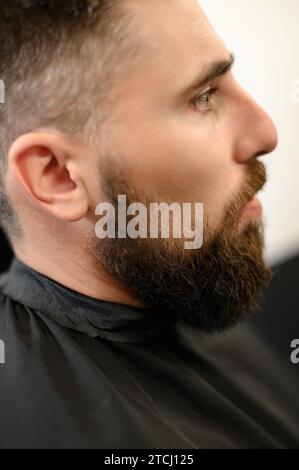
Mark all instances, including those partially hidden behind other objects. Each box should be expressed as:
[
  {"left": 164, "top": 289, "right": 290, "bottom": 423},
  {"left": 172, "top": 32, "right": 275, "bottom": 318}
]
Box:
[
  {"left": 0, "top": 270, "right": 13, "bottom": 304},
  {"left": 0, "top": 271, "right": 30, "bottom": 334},
  {"left": 0, "top": 273, "right": 10, "bottom": 317}
]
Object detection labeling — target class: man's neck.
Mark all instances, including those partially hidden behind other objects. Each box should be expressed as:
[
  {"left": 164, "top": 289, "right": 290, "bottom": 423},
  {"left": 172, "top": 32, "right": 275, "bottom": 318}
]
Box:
[{"left": 13, "top": 244, "right": 146, "bottom": 309}]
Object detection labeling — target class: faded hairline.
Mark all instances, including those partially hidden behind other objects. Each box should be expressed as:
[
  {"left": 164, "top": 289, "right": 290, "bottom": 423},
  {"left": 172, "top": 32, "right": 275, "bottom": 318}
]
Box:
[{"left": 0, "top": 0, "right": 152, "bottom": 241}]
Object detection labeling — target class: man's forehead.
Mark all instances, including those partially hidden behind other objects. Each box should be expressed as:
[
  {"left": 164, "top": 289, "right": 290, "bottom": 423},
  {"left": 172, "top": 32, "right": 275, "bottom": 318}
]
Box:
[
  {"left": 125, "top": 0, "right": 213, "bottom": 38},
  {"left": 124, "top": 0, "right": 227, "bottom": 66},
  {"left": 125, "top": 0, "right": 207, "bottom": 21}
]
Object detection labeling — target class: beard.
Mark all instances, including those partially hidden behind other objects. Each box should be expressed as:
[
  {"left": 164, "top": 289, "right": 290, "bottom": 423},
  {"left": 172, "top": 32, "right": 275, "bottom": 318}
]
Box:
[{"left": 89, "top": 158, "right": 272, "bottom": 334}]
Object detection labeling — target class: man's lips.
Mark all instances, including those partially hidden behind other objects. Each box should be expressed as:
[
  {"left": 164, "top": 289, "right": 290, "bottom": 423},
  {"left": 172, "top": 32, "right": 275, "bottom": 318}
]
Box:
[{"left": 242, "top": 196, "right": 263, "bottom": 218}]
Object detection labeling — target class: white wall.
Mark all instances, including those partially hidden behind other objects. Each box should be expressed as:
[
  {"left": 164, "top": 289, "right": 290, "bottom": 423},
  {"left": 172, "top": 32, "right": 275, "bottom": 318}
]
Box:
[{"left": 199, "top": 0, "right": 299, "bottom": 265}]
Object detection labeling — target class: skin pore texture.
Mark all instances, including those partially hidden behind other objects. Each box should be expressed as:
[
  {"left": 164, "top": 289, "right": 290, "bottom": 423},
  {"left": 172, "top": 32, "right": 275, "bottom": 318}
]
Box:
[{"left": 6, "top": 0, "right": 278, "bottom": 331}]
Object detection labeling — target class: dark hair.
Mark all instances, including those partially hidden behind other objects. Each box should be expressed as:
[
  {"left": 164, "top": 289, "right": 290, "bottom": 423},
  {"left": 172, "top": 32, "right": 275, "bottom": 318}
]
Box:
[{"left": 0, "top": 0, "right": 145, "bottom": 239}]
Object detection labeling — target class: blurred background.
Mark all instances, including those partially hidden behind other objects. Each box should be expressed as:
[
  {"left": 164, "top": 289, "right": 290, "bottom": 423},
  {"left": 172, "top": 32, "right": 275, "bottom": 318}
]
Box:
[{"left": 200, "top": 0, "right": 299, "bottom": 266}]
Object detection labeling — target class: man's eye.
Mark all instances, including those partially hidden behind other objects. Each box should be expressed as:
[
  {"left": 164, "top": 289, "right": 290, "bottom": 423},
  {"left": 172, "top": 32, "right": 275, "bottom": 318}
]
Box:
[{"left": 191, "top": 87, "right": 218, "bottom": 113}]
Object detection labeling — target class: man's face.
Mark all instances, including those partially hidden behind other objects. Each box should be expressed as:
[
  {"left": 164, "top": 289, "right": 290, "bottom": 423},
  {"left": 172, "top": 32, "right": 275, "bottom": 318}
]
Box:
[
  {"left": 88, "top": 0, "right": 278, "bottom": 332},
  {"left": 94, "top": 0, "right": 277, "bottom": 234}
]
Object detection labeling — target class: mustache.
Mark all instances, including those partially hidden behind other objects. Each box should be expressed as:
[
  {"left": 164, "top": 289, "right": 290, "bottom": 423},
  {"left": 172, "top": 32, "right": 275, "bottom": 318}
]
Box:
[
  {"left": 224, "top": 159, "right": 267, "bottom": 228},
  {"left": 244, "top": 158, "right": 267, "bottom": 202}
]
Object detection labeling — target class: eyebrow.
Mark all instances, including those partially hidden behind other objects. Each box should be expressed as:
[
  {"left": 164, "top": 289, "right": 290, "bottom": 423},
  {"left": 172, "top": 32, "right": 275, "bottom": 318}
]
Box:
[{"left": 182, "top": 52, "right": 235, "bottom": 94}]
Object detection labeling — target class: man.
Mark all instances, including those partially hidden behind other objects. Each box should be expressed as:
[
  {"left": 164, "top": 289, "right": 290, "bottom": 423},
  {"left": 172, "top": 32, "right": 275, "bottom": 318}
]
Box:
[{"left": 0, "top": 0, "right": 298, "bottom": 449}]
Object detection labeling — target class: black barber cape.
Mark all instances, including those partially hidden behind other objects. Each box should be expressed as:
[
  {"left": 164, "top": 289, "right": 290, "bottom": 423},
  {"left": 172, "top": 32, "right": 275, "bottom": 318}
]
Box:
[{"left": 0, "top": 258, "right": 298, "bottom": 449}]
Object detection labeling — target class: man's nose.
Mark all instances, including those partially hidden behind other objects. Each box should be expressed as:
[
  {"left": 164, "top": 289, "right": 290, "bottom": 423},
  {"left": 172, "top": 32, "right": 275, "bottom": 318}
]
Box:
[{"left": 233, "top": 85, "right": 278, "bottom": 163}]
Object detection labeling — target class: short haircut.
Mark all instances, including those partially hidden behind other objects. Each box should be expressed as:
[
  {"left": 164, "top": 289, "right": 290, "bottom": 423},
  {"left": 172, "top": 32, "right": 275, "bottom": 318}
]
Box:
[{"left": 0, "top": 0, "right": 147, "bottom": 239}]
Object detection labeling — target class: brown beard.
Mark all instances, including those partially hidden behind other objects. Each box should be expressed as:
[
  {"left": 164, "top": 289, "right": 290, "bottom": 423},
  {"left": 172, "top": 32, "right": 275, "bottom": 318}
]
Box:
[{"left": 89, "top": 159, "right": 272, "bottom": 334}]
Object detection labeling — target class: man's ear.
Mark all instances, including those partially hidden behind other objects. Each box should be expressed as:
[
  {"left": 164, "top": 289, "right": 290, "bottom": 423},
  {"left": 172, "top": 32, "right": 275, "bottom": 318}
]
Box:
[{"left": 7, "top": 131, "right": 90, "bottom": 222}]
